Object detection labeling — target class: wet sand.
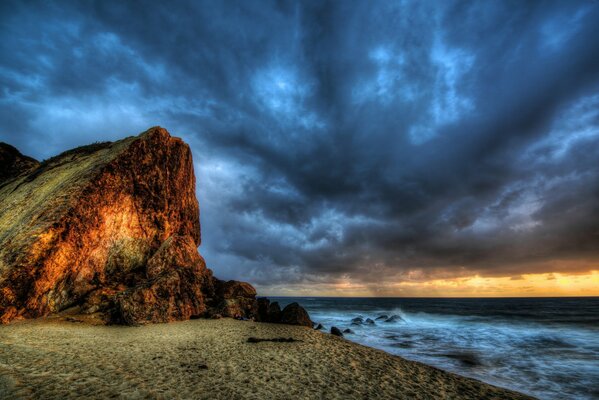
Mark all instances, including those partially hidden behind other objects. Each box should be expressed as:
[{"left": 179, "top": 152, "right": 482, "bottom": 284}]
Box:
[{"left": 0, "top": 318, "right": 534, "bottom": 399}]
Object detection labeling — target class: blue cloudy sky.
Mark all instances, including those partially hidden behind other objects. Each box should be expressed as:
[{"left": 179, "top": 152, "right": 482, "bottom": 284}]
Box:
[{"left": 2, "top": 1, "right": 599, "bottom": 296}]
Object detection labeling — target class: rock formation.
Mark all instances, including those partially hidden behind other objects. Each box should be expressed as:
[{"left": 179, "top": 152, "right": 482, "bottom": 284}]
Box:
[
  {"left": 330, "top": 326, "right": 343, "bottom": 337},
  {"left": 280, "top": 302, "right": 313, "bottom": 327},
  {"left": 0, "top": 127, "right": 311, "bottom": 326},
  {"left": 255, "top": 298, "right": 311, "bottom": 326},
  {"left": 0, "top": 143, "right": 39, "bottom": 182}
]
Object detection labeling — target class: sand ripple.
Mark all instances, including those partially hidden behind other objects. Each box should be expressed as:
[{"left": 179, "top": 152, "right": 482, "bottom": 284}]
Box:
[{"left": 0, "top": 318, "right": 533, "bottom": 399}]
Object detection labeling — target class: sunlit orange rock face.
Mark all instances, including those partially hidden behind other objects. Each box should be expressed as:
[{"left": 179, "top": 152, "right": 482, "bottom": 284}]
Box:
[{"left": 0, "top": 127, "right": 262, "bottom": 325}]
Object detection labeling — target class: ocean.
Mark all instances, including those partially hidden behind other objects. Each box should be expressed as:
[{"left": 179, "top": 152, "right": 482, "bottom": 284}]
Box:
[{"left": 271, "top": 297, "right": 599, "bottom": 400}]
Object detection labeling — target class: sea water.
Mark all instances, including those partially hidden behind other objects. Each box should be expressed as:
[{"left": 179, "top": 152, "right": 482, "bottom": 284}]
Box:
[{"left": 271, "top": 297, "right": 599, "bottom": 400}]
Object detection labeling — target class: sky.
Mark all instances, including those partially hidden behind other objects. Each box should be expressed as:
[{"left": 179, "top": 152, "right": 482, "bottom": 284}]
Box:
[{"left": 1, "top": 0, "right": 599, "bottom": 297}]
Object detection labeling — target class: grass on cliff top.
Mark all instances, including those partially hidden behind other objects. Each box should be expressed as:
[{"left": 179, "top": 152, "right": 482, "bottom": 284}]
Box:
[
  {"left": 39, "top": 142, "right": 114, "bottom": 167},
  {"left": 22, "top": 142, "right": 115, "bottom": 185}
]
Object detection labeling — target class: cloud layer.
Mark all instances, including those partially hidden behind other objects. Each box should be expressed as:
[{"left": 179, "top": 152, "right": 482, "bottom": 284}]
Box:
[{"left": 2, "top": 0, "right": 599, "bottom": 294}]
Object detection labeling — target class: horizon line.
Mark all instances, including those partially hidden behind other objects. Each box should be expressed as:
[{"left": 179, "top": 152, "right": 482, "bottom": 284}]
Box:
[{"left": 261, "top": 295, "right": 599, "bottom": 299}]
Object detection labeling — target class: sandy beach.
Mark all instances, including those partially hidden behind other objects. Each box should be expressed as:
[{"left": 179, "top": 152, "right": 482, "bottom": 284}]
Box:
[{"left": 0, "top": 317, "right": 533, "bottom": 400}]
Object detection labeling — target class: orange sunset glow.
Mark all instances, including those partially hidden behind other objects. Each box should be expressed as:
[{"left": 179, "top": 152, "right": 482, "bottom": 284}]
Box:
[{"left": 266, "top": 270, "right": 599, "bottom": 298}]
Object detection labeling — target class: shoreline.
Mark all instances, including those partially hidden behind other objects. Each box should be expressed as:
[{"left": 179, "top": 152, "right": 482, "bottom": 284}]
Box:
[{"left": 0, "top": 317, "right": 534, "bottom": 399}]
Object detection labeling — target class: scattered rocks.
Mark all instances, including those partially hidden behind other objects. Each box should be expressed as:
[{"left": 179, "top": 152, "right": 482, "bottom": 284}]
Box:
[
  {"left": 365, "top": 318, "right": 375, "bottom": 325},
  {"left": 351, "top": 317, "right": 363, "bottom": 325},
  {"left": 330, "top": 326, "right": 343, "bottom": 337},
  {"left": 343, "top": 328, "right": 353, "bottom": 334},
  {"left": 280, "top": 302, "right": 312, "bottom": 327},
  {"left": 375, "top": 315, "right": 388, "bottom": 321},
  {"left": 314, "top": 323, "right": 324, "bottom": 330},
  {"left": 384, "top": 315, "right": 403, "bottom": 323}
]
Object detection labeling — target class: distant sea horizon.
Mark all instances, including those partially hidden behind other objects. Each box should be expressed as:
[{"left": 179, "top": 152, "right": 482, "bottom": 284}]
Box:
[
  {"left": 270, "top": 296, "right": 599, "bottom": 400},
  {"left": 265, "top": 295, "right": 599, "bottom": 298}
]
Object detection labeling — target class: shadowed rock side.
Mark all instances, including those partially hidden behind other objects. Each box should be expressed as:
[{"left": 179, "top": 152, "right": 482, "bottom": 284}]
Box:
[
  {"left": 0, "top": 127, "right": 310, "bottom": 326},
  {"left": 256, "top": 299, "right": 312, "bottom": 327},
  {"left": 0, "top": 142, "right": 39, "bottom": 184}
]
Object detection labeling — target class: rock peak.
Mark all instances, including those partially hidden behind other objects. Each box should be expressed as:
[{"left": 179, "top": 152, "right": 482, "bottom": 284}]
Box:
[
  {"left": 0, "top": 142, "right": 39, "bottom": 184},
  {"left": 140, "top": 126, "right": 172, "bottom": 140},
  {"left": 0, "top": 127, "right": 311, "bottom": 327}
]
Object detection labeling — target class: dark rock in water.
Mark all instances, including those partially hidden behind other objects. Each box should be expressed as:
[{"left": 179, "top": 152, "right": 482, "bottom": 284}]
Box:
[
  {"left": 257, "top": 298, "right": 270, "bottom": 322},
  {"left": 343, "top": 328, "right": 353, "bottom": 334},
  {"left": 365, "top": 318, "right": 375, "bottom": 325},
  {"left": 384, "top": 315, "right": 403, "bottom": 323},
  {"left": 390, "top": 341, "right": 413, "bottom": 348},
  {"left": 315, "top": 323, "right": 324, "bottom": 330},
  {"left": 531, "top": 336, "right": 576, "bottom": 348},
  {"left": 375, "top": 315, "right": 388, "bottom": 321},
  {"left": 442, "top": 353, "right": 481, "bottom": 367},
  {"left": 351, "top": 317, "right": 363, "bottom": 324},
  {"left": 247, "top": 337, "right": 299, "bottom": 343},
  {"left": 330, "top": 326, "right": 343, "bottom": 337},
  {"left": 280, "top": 302, "right": 312, "bottom": 327},
  {"left": 385, "top": 335, "right": 399, "bottom": 340},
  {"left": 268, "top": 302, "right": 282, "bottom": 323}
]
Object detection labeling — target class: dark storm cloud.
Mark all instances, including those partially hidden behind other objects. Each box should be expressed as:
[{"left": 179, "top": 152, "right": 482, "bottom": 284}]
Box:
[{"left": 1, "top": 0, "right": 599, "bottom": 290}]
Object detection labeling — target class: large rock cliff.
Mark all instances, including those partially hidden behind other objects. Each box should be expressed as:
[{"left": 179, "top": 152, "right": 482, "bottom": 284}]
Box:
[{"left": 0, "top": 127, "right": 310, "bottom": 326}]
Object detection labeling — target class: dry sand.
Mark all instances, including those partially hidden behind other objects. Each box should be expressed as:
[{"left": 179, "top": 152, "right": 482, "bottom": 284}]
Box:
[{"left": 0, "top": 317, "right": 534, "bottom": 399}]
